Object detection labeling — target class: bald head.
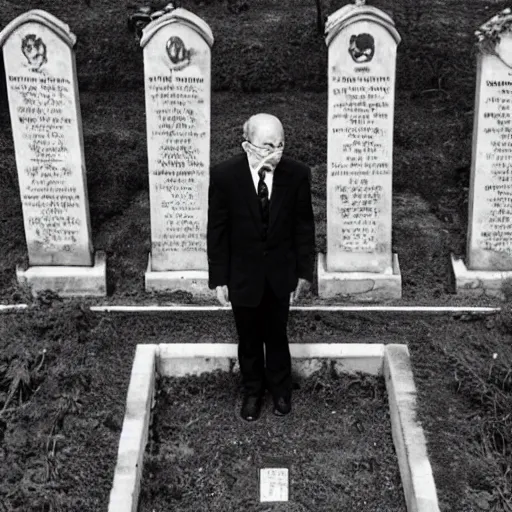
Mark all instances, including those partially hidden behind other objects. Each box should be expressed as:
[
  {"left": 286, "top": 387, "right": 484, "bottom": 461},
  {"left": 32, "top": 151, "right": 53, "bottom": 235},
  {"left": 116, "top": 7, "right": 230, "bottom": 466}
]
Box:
[{"left": 243, "top": 113, "right": 285, "bottom": 150}]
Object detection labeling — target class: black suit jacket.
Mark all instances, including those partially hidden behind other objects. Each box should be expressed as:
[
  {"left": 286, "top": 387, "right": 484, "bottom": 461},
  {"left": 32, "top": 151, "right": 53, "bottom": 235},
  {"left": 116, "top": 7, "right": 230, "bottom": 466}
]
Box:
[{"left": 207, "top": 153, "right": 316, "bottom": 307}]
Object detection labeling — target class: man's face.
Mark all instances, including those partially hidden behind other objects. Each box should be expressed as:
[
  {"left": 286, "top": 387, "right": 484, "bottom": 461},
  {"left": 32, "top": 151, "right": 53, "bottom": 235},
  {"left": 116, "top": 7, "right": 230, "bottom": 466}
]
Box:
[
  {"left": 251, "top": 124, "right": 285, "bottom": 156},
  {"left": 249, "top": 123, "right": 285, "bottom": 172}
]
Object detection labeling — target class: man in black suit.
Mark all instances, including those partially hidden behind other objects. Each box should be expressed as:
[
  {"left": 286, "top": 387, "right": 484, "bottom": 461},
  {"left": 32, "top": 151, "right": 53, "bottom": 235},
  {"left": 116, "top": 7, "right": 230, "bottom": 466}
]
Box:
[{"left": 207, "top": 113, "right": 315, "bottom": 422}]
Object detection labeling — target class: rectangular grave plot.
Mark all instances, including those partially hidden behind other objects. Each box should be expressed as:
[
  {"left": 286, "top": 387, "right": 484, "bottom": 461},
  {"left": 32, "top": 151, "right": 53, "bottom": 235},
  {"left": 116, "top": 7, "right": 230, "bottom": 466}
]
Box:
[{"left": 137, "top": 368, "right": 407, "bottom": 511}]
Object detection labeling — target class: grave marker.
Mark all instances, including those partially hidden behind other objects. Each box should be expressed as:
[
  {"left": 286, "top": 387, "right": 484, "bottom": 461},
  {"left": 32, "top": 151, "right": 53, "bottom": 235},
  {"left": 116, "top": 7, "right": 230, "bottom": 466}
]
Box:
[
  {"left": 452, "top": 8, "right": 512, "bottom": 298},
  {"left": 259, "top": 468, "right": 289, "bottom": 502},
  {"left": 141, "top": 8, "right": 215, "bottom": 296},
  {"left": 468, "top": 13, "right": 512, "bottom": 270},
  {"left": 318, "top": 0, "right": 402, "bottom": 300},
  {"left": 0, "top": 10, "right": 106, "bottom": 296}
]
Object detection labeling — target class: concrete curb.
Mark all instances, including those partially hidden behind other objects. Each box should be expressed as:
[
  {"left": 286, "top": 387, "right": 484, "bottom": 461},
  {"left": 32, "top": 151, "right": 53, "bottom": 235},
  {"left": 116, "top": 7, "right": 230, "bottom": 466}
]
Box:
[
  {"left": 108, "top": 343, "right": 439, "bottom": 512},
  {"left": 0, "top": 304, "right": 28, "bottom": 312},
  {"left": 89, "top": 305, "right": 501, "bottom": 314},
  {"left": 384, "top": 345, "right": 440, "bottom": 512},
  {"left": 157, "top": 343, "right": 386, "bottom": 378},
  {"left": 107, "top": 344, "right": 158, "bottom": 512},
  {"left": 0, "top": 304, "right": 501, "bottom": 314}
]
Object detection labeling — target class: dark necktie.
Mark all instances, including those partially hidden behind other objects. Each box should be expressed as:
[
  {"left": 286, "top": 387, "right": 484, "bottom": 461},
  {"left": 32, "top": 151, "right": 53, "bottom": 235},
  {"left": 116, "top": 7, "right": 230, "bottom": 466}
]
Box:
[{"left": 257, "top": 169, "right": 269, "bottom": 236}]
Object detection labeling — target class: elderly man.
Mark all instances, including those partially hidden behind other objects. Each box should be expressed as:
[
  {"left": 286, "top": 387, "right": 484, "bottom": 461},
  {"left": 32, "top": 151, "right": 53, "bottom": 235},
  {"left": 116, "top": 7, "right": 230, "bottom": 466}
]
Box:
[{"left": 207, "top": 113, "right": 315, "bottom": 421}]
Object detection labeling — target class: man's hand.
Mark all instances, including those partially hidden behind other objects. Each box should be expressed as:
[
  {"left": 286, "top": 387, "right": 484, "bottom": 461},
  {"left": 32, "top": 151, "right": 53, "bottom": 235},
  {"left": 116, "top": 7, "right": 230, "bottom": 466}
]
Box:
[
  {"left": 290, "top": 278, "right": 308, "bottom": 305},
  {"left": 215, "top": 285, "right": 231, "bottom": 307}
]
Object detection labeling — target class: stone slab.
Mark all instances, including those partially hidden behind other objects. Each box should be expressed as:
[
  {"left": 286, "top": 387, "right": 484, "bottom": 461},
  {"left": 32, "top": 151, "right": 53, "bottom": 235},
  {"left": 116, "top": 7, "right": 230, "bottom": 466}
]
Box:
[
  {"left": 157, "top": 356, "right": 384, "bottom": 380},
  {"left": 159, "top": 356, "right": 233, "bottom": 378},
  {"left": 326, "top": 10, "right": 399, "bottom": 273},
  {"left": 259, "top": 468, "right": 289, "bottom": 502},
  {"left": 467, "top": 31, "right": 512, "bottom": 271},
  {"left": 142, "top": 10, "right": 212, "bottom": 272},
  {"left": 0, "top": 11, "right": 93, "bottom": 266},
  {"left": 450, "top": 253, "right": 512, "bottom": 299},
  {"left": 384, "top": 344, "right": 440, "bottom": 512},
  {"left": 108, "top": 344, "right": 157, "bottom": 512},
  {"left": 144, "top": 253, "right": 215, "bottom": 296},
  {"left": 290, "top": 342, "right": 384, "bottom": 376},
  {"left": 157, "top": 343, "right": 235, "bottom": 377},
  {"left": 317, "top": 251, "right": 402, "bottom": 301},
  {"left": 16, "top": 250, "right": 106, "bottom": 297},
  {"left": 157, "top": 343, "right": 385, "bottom": 378}
]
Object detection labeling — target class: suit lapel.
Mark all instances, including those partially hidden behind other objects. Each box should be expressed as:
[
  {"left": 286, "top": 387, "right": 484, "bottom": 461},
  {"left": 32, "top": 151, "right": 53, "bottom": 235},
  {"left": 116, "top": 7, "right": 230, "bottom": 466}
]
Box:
[{"left": 237, "top": 155, "right": 290, "bottom": 237}]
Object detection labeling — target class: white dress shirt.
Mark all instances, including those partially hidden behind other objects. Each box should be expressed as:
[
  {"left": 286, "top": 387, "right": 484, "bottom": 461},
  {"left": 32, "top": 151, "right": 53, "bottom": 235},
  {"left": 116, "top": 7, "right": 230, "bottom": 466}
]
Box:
[{"left": 249, "top": 164, "right": 274, "bottom": 199}]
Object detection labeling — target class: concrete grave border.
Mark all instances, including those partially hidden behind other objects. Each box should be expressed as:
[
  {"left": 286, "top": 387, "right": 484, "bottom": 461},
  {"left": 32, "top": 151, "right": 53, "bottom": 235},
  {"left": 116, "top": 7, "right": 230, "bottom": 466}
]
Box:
[
  {"left": 108, "top": 343, "right": 440, "bottom": 512},
  {"left": 0, "top": 304, "right": 28, "bottom": 313},
  {"left": 0, "top": 304, "right": 502, "bottom": 315},
  {"left": 90, "top": 304, "right": 500, "bottom": 314}
]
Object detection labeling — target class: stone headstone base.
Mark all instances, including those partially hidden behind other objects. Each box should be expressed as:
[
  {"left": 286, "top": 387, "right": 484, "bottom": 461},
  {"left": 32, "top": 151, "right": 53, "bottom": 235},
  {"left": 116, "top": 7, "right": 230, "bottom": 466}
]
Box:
[
  {"left": 450, "top": 253, "right": 512, "bottom": 299},
  {"left": 16, "top": 251, "right": 107, "bottom": 297},
  {"left": 317, "top": 252, "right": 402, "bottom": 301},
  {"left": 145, "top": 253, "right": 216, "bottom": 297}
]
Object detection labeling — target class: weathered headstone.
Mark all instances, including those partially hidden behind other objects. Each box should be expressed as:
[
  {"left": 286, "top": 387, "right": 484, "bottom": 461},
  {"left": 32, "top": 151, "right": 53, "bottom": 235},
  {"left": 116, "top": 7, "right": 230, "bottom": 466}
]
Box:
[
  {"left": 452, "top": 8, "right": 512, "bottom": 298},
  {"left": 141, "top": 8, "right": 215, "bottom": 296},
  {"left": 0, "top": 10, "right": 106, "bottom": 296},
  {"left": 318, "top": 0, "right": 402, "bottom": 300}
]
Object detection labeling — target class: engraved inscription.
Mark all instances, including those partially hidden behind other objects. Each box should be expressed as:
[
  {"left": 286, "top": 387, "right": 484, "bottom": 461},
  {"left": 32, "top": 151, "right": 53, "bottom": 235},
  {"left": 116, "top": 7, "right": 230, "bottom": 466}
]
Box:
[
  {"left": 477, "top": 78, "right": 512, "bottom": 253},
  {"left": 8, "top": 74, "right": 83, "bottom": 254},
  {"left": 147, "top": 73, "right": 207, "bottom": 256},
  {"left": 329, "top": 70, "right": 392, "bottom": 253}
]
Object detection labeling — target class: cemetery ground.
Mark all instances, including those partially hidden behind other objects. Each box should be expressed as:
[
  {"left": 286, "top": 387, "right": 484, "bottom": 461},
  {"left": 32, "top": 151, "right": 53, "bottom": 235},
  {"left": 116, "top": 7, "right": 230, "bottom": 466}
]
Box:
[
  {"left": 1, "top": 306, "right": 511, "bottom": 511},
  {"left": 0, "top": 0, "right": 511, "bottom": 510},
  {"left": 138, "top": 369, "right": 406, "bottom": 512}
]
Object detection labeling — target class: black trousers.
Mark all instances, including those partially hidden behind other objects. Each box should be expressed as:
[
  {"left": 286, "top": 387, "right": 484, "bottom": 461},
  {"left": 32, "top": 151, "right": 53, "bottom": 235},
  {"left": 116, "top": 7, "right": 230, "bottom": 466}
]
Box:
[{"left": 231, "top": 279, "right": 292, "bottom": 398}]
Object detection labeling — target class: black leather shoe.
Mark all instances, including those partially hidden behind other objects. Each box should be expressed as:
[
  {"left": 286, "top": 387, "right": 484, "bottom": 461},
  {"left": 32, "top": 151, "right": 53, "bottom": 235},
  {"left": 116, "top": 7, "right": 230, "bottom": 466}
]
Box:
[
  {"left": 273, "top": 395, "right": 291, "bottom": 416},
  {"left": 241, "top": 395, "right": 263, "bottom": 421}
]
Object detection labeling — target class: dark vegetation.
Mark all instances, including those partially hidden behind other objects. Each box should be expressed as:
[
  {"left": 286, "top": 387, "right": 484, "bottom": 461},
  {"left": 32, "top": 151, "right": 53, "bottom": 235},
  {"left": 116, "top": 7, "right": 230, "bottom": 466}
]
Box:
[{"left": 0, "top": 0, "right": 511, "bottom": 511}]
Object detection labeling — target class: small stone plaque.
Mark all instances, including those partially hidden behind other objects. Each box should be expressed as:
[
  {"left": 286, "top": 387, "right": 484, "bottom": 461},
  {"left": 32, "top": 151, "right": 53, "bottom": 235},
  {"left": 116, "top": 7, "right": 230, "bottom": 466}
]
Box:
[{"left": 259, "top": 467, "right": 289, "bottom": 502}]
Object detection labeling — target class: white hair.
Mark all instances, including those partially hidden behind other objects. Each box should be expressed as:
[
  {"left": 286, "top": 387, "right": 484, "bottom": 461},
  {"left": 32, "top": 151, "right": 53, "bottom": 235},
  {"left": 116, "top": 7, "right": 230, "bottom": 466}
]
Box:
[{"left": 242, "top": 118, "right": 256, "bottom": 142}]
